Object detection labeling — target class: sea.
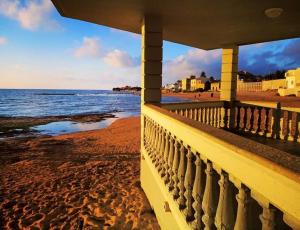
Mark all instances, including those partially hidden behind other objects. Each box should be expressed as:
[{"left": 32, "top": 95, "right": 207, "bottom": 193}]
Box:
[{"left": 0, "top": 89, "right": 188, "bottom": 136}]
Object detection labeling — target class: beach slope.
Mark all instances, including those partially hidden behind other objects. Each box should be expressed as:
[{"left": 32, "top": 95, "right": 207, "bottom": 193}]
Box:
[{"left": 0, "top": 117, "right": 159, "bottom": 229}]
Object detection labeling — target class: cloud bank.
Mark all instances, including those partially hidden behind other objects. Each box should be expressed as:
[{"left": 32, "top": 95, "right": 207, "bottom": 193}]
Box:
[
  {"left": 163, "top": 39, "right": 300, "bottom": 83},
  {"left": 0, "top": 0, "right": 58, "bottom": 31},
  {"left": 73, "top": 37, "right": 140, "bottom": 68},
  {"left": 73, "top": 37, "right": 102, "bottom": 58}
]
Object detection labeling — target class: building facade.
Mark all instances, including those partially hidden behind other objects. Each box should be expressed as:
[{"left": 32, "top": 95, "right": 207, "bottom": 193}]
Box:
[{"left": 278, "top": 67, "right": 300, "bottom": 96}]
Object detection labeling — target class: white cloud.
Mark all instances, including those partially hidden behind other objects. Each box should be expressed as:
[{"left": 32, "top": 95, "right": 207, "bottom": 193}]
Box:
[
  {"left": 0, "top": 0, "right": 59, "bottom": 31},
  {"left": 73, "top": 37, "right": 102, "bottom": 58},
  {"left": 163, "top": 48, "right": 222, "bottom": 84},
  {"left": 103, "top": 49, "right": 139, "bottom": 68},
  {"left": 0, "top": 36, "right": 7, "bottom": 45},
  {"left": 73, "top": 37, "right": 139, "bottom": 68}
]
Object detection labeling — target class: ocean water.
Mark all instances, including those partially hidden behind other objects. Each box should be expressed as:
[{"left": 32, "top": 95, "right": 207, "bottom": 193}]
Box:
[
  {"left": 0, "top": 89, "right": 187, "bottom": 117},
  {"left": 0, "top": 89, "right": 188, "bottom": 136}
]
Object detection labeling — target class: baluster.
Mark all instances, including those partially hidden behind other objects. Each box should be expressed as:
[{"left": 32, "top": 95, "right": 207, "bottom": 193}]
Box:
[
  {"left": 287, "top": 111, "right": 293, "bottom": 141},
  {"left": 243, "top": 107, "right": 248, "bottom": 131},
  {"left": 223, "top": 107, "right": 229, "bottom": 129},
  {"left": 215, "top": 172, "right": 235, "bottom": 230},
  {"left": 210, "top": 107, "right": 214, "bottom": 126},
  {"left": 207, "top": 107, "right": 211, "bottom": 125},
  {"left": 202, "top": 162, "right": 217, "bottom": 230},
  {"left": 143, "top": 118, "right": 148, "bottom": 148},
  {"left": 185, "top": 109, "right": 189, "bottom": 118},
  {"left": 180, "top": 109, "right": 184, "bottom": 116},
  {"left": 153, "top": 124, "right": 160, "bottom": 161},
  {"left": 146, "top": 120, "right": 151, "bottom": 153},
  {"left": 234, "top": 185, "right": 250, "bottom": 230},
  {"left": 157, "top": 129, "right": 166, "bottom": 172},
  {"left": 172, "top": 139, "right": 180, "bottom": 199},
  {"left": 271, "top": 103, "right": 281, "bottom": 139},
  {"left": 166, "top": 135, "right": 174, "bottom": 186},
  {"left": 192, "top": 153, "right": 204, "bottom": 230},
  {"left": 194, "top": 108, "right": 198, "bottom": 121},
  {"left": 184, "top": 147, "right": 194, "bottom": 221},
  {"left": 189, "top": 108, "right": 193, "bottom": 119},
  {"left": 256, "top": 107, "right": 262, "bottom": 135},
  {"left": 249, "top": 107, "right": 255, "bottom": 132},
  {"left": 214, "top": 107, "right": 218, "bottom": 127},
  {"left": 198, "top": 108, "right": 202, "bottom": 122},
  {"left": 236, "top": 106, "right": 241, "bottom": 130},
  {"left": 259, "top": 205, "right": 276, "bottom": 230},
  {"left": 154, "top": 127, "right": 162, "bottom": 167},
  {"left": 178, "top": 143, "right": 186, "bottom": 209},
  {"left": 147, "top": 120, "right": 152, "bottom": 148},
  {"left": 295, "top": 113, "right": 300, "bottom": 142},
  {"left": 149, "top": 123, "right": 155, "bottom": 160},
  {"left": 219, "top": 107, "right": 223, "bottom": 128},
  {"left": 264, "top": 108, "right": 271, "bottom": 137},
  {"left": 203, "top": 108, "right": 207, "bottom": 124},
  {"left": 279, "top": 111, "right": 288, "bottom": 140},
  {"left": 161, "top": 131, "right": 170, "bottom": 177},
  {"left": 280, "top": 111, "right": 285, "bottom": 140}
]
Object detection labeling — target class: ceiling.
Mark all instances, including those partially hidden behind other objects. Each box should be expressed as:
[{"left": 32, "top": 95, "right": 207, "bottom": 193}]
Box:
[{"left": 51, "top": 0, "right": 300, "bottom": 50}]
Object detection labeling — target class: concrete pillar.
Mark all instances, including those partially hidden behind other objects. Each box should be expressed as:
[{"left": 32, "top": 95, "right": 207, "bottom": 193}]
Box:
[
  {"left": 220, "top": 45, "right": 239, "bottom": 101},
  {"left": 220, "top": 45, "right": 239, "bottom": 129},
  {"left": 141, "top": 16, "right": 163, "bottom": 104}
]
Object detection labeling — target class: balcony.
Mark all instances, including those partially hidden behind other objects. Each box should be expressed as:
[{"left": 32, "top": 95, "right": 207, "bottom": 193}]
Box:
[{"left": 141, "top": 101, "right": 300, "bottom": 229}]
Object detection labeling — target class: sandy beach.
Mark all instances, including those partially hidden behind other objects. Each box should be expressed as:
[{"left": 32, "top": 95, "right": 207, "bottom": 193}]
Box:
[{"left": 0, "top": 117, "right": 159, "bottom": 229}]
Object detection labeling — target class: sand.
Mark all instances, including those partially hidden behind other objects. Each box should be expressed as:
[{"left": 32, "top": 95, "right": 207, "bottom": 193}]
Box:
[
  {"left": 163, "top": 91, "right": 300, "bottom": 107},
  {"left": 0, "top": 117, "right": 160, "bottom": 229}
]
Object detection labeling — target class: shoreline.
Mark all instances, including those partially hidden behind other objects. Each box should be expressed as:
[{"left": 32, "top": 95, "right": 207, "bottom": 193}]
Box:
[{"left": 0, "top": 112, "right": 119, "bottom": 138}]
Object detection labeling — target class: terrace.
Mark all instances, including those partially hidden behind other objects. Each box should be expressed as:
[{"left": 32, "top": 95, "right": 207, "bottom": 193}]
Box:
[{"left": 52, "top": 1, "right": 300, "bottom": 229}]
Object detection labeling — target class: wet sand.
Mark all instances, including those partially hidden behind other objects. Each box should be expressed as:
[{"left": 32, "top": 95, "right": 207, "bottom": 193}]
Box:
[
  {"left": 0, "top": 113, "right": 117, "bottom": 138},
  {"left": 0, "top": 117, "right": 160, "bottom": 229},
  {"left": 163, "top": 91, "right": 300, "bottom": 107}
]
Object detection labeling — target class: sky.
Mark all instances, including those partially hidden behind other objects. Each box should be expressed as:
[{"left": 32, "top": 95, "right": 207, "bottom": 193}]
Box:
[{"left": 0, "top": 0, "right": 300, "bottom": 90}]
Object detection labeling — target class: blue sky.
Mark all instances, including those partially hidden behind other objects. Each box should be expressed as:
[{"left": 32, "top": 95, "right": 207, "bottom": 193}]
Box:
[{"left": 0, "top": 0, "right": 300, "bottom": 90}]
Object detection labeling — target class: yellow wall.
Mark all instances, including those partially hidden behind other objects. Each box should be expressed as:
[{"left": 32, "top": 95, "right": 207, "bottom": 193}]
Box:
[
  {"left": 190, "top": 79, "right": 205, "bottom": 91},
  {"left": 211, "top": 82, "right": 220, "bottom": 91},
  {"left": 262, "top": 79, "right": 286, "bottom": 91},
  {"left": 237, "top": 81, "right": 262, "bottom": 92},
  {"left": 285, "top": 68, "right": 300, "bottom": 89},
  {"left": 182, "top": 78, "right": 190, "bottom": 91}
]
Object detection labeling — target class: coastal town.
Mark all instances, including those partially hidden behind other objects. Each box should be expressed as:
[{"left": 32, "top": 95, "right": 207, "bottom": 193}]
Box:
[{"left": 163, "top": 67, "right": 300, "bottom": 96}]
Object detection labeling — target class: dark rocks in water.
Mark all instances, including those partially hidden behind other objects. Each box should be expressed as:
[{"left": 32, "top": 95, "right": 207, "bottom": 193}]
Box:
[{"left": 112, "top": 86, "right": 141, "bottom": 92}]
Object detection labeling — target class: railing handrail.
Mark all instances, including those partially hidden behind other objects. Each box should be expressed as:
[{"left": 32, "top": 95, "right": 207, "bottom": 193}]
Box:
[
  {"left": 239, "top": 100, "right": 300, "bottom": 112},
  {"left": 159, "top": 100, "right": 225, "bottom": 110},
  {"left": 142, "top": 103, "right": 300, "bottom": 222}
]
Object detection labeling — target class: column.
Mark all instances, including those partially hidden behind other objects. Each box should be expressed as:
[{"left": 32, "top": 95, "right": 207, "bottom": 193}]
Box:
[
  {"left": 220, "top": 45, "right": 238, "bottom": 101},
  {"left": 141, "top": 15, "right": 163, "bottom": 104},
  {"left": 220, "top": 45, "right": 239, "bottom": 129}
]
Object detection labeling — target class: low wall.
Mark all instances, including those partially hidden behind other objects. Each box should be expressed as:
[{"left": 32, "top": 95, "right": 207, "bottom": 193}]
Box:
[{"left": 262, "top": 79, "right": 286, "bottom": 91}]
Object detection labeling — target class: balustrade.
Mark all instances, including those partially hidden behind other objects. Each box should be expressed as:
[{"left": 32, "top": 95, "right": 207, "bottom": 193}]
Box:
[
  {"left": 143, "top": 113, "right": 298, "bottom": 229},
  {"left": 164, "top": 101, "right": 300, "bottom": 143}
]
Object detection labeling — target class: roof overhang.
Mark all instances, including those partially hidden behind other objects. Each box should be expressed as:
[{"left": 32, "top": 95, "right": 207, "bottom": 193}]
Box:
[{"left": 51, "top": 0, "right": 300, "bottom": 50}]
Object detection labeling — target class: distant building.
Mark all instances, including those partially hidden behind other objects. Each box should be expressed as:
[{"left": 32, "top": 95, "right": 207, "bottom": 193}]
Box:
[
  {"left": 211, "top": 81, "right": 221, "bottom": 91},
  {"left": 165, "top": 83, "right": 179, "bottom": 92},
  {"left": 182, "top": 75, "right": 196, "bottom": 91},
  {"left": 190, "top": 77, "right": 208, "bottom": 91},
  {"left": 278, "top": 67, "right": 300, "bottom": 96}
]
